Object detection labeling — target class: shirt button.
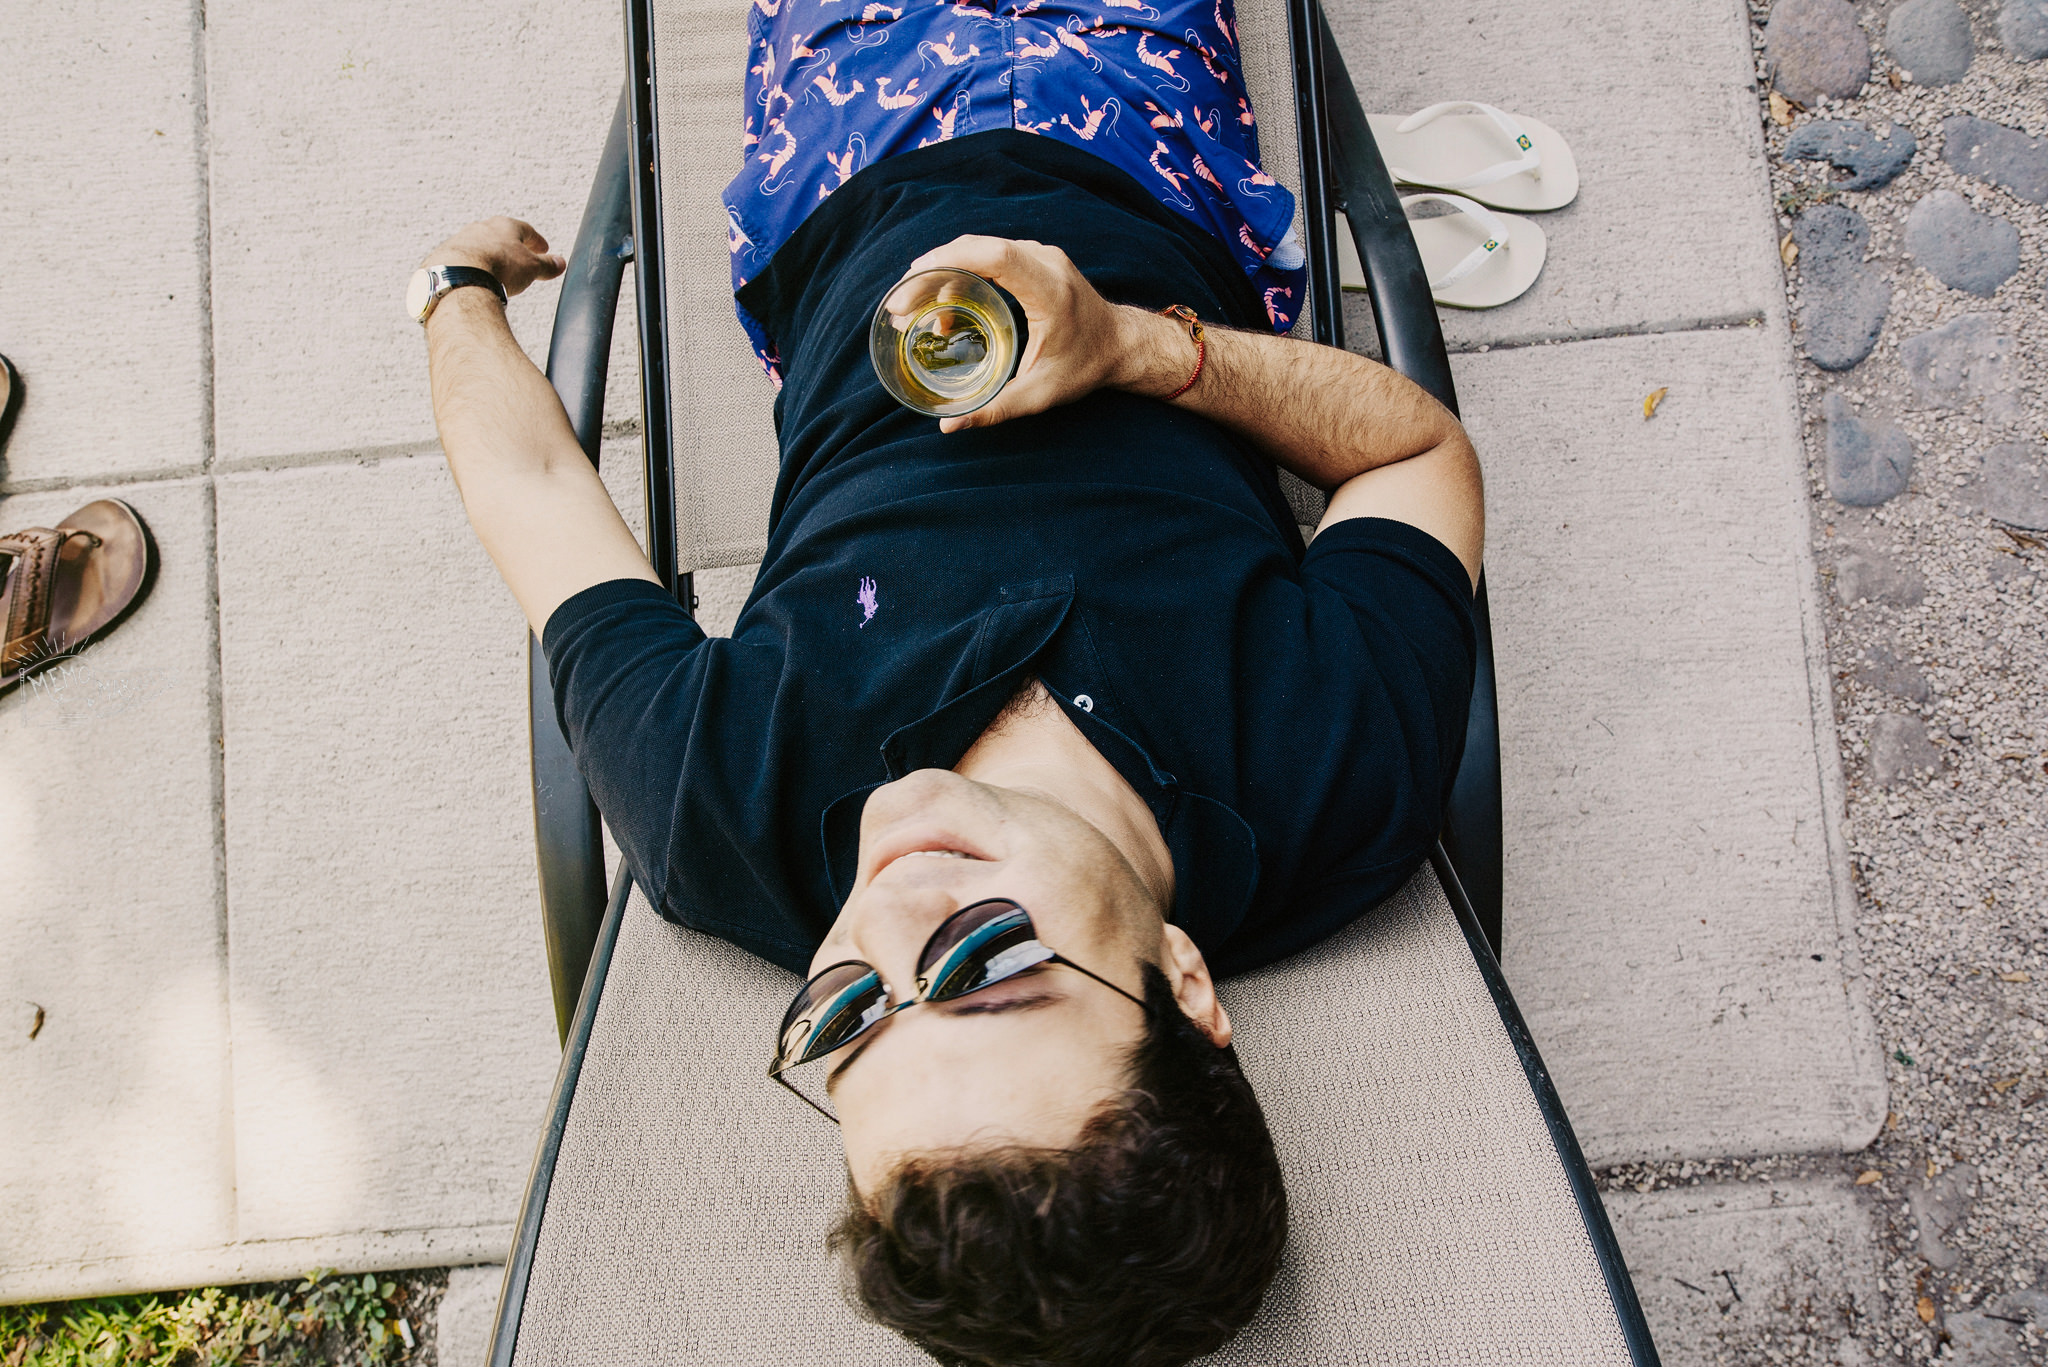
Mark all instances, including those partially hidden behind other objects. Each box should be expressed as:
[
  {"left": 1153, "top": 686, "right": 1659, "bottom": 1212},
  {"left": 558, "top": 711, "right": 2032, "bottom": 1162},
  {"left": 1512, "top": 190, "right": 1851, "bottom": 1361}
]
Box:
[{"left": 1075, "top": 694, "right": 1094, "bottom": 712}]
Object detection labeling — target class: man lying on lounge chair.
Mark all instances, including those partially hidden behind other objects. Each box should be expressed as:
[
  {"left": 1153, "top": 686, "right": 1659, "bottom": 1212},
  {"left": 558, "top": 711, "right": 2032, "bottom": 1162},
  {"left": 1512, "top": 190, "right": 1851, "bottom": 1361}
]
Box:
[{"left": 417, "top": 2, "right": 1480, "bottom": 1362}]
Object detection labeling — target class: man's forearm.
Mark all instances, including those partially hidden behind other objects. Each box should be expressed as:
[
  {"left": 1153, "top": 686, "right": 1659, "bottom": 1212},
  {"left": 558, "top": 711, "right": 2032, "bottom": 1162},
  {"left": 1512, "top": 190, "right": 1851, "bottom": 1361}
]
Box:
[
  {"left": 1104, "top": 303, "right": 1483, "bottom": 585},
  {"left": 1106, "top": 306, "right": 1469, "bottom": 492},
  {"left": 418, "top": 234, "right": 658, "bottom": 636},
  {"left": 426, "top": 288, "right": 584, "bottom": 491}
]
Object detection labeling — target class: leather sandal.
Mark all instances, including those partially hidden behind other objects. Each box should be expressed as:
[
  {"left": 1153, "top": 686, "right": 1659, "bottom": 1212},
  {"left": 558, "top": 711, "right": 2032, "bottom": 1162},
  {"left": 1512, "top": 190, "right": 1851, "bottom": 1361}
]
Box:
[
  {"left": 0, "top": 355, "right": 19, "bottom": 456},
  {"left": 1, "top": 498, "right": 157, "bottom": 691}
]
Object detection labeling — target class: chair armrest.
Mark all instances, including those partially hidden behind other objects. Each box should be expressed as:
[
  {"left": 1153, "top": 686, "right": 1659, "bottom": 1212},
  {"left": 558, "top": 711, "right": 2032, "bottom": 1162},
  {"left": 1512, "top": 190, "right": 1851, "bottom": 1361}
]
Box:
[
  {"left": 530, "top": 84, "right": 636, "bottom": 1042},
  {"left": 1314, "top": 12, "right": 1502, "bottom": 952}
]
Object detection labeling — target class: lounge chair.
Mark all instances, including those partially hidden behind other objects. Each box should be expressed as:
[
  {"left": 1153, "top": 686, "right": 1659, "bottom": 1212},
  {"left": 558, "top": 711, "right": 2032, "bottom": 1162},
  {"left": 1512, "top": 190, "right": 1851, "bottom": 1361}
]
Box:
[{"left": 495, "top": 0, "right": 1662, "bottom": 1358}]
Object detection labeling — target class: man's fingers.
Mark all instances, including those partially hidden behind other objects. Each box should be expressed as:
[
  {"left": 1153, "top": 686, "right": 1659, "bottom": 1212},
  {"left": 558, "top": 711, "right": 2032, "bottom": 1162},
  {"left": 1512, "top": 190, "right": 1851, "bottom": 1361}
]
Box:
[
  {"left": 937, "top": 370, "right": 1059, "bottom": 433},
  {"left": 906, "top": 234, "right": 1017, "bottom": 282},
  {"left": 904, "top": 235, "right": 1070, "bottom": 300}
]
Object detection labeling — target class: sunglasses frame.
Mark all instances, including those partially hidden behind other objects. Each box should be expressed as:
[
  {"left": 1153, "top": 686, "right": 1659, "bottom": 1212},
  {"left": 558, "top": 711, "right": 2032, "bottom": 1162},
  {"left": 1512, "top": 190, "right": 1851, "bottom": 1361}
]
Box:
[{"left": 768, "top": 898, "right": 1150, "bottom": 1123}]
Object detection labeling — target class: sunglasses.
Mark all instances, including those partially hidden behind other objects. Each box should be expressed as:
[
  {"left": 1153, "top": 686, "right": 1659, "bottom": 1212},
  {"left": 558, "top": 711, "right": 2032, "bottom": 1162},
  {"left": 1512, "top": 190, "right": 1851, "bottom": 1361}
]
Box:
[{"left": 769, "top": 898, "right": 1148, "bottom": 1122}]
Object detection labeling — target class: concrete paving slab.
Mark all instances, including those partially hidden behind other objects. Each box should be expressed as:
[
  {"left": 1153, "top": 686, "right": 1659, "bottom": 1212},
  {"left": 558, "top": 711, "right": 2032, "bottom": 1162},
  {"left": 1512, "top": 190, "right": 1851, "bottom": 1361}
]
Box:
[
  {"left": 0, "top": 4, "right": 211, "bottom": 489},
  {"left": 215, "top": 454, "right": 558, "bottom": 1252},
  {"left": 1606, "top": 1176, "right": 1882, "bottom": 1366},
  {"left": 1460, "top": 325, "right": 1887, "bottom": 1164},
  {"left": 204, "top": 0, "right": 636, "bottom": 468},
  {"left": 1325, "top": 0, "right": 1783, "bottom": 351},
  {"left": 0, "top": 481, "right": 234, "bottom": 1301},
  {"left": 436, "top": 1264, "right": 506, "bottom": 1367}
]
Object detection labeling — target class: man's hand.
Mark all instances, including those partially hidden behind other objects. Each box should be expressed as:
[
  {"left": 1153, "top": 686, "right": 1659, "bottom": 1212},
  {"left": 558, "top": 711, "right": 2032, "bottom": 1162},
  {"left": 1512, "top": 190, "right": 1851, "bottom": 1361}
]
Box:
[
  {"left": 422, "top": 216, "right": 566, "bottom": 298},
  {"left": 895, "top": 236, "right": 1143, "bottom": 435}
]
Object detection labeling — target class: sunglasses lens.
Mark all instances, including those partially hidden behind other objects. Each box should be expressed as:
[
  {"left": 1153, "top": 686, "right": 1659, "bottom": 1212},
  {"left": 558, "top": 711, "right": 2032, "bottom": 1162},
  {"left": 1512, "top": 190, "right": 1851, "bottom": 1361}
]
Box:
[
  {"left": 916, "top": 899, "right": 1055, "bottom": 1001},
  {"left": 775, "top": 961, "right": 889, "bottom": 1070}
]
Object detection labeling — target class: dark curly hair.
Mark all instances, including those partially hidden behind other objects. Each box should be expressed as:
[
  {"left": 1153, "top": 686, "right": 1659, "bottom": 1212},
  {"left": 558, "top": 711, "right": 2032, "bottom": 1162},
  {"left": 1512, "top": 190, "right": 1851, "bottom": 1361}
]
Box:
[{"left": 829, "top": 963, "right": 1287, "bottom": 1367}]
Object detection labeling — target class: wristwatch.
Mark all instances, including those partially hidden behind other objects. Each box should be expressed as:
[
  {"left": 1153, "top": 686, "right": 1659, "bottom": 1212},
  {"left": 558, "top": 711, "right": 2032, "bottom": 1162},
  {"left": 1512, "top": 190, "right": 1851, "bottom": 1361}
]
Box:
[{"left": 406, "top": 264, "right": 507, "bottom": 325}]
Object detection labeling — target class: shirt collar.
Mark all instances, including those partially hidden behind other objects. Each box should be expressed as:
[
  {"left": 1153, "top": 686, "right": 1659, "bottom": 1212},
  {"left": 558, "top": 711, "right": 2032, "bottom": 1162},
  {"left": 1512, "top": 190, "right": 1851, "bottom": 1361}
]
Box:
[{"left": 819, "top": 577, "right": 1258, "bottom": 950}]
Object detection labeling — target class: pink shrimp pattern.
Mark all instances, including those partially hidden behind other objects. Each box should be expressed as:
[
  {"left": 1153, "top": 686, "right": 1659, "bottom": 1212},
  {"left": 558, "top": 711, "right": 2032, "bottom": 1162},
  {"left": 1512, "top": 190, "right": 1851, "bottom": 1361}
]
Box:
[{"left": 725, "top": 0, "right": 1305, "bottom": 374}]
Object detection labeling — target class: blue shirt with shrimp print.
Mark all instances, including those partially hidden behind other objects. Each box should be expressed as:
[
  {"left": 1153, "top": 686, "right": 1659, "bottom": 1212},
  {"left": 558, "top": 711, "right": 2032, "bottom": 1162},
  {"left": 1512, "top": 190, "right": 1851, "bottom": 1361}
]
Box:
[{"left": 723, "top": 0, "right": 1308, "bottom": 378}]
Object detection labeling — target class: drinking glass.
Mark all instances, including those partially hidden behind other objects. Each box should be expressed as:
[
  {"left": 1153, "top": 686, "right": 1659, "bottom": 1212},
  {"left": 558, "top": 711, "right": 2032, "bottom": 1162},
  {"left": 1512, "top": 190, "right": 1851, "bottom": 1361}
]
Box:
[{"left": 869, "top": 268, "right": 1019, "bottom": 418}]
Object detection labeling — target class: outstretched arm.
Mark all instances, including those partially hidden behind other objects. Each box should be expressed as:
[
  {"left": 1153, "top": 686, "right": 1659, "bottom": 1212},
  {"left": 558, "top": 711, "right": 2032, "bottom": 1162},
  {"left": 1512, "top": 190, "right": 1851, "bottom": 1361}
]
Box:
[
  {"left": 421, "top": 217, "right": 661, "bottom": 638},
  {"left": 905, "top": 236, "right": 1484, "bottom": 587}
]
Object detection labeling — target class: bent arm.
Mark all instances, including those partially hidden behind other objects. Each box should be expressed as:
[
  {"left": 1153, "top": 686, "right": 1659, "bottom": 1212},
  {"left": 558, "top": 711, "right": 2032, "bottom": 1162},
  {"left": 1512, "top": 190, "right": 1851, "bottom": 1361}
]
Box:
[
  {"left": 1109, "top": 310, "right": 1483, "bottom": 584},
  {"left": 904, "top": 235, "right": 1482, "bottom": 587},
  {"left": 422, "top": 218, "right": 660, "bottom": 639}
]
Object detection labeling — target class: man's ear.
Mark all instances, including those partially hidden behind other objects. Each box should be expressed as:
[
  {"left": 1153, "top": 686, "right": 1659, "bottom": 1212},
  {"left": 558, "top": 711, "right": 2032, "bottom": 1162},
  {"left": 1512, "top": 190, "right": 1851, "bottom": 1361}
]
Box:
[{"left": 1158, "top": 924, "right": 1232, "bottom": 1048}]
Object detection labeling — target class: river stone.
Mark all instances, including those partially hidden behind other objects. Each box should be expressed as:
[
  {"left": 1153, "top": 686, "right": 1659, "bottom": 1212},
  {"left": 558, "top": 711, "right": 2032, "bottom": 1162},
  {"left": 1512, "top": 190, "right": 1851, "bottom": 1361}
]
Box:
[
  {"left": 1907, "top": 1163, "right": 1977, "bottom": 1267},
  {"left": 1766, "top": 0, "right": 1873, "bottom": 101},
  {"left": 1795, "top": 206, "right": 1890, "bottom": 369},
  {"left": 1823, "top": 393, "right": 1914, "bottom": 504},
  {"left": 1989, "top": 1290, "right": 2048, "bottom": 1328},
  {"left": 1899, "top": 315, "right": 2021, "bottom": 421},
  {"left": 1799, "top": 271, "right": 1890, "bottom": 369},
  {"left": 1794, "top": 203, "right": 1872, "bottom": 276},
  {"left": 1945, "top": 1312, "right": 2020, "bottom": 1367},
  {"left": 1887, "top": 0, "right": 1976, "bottom": 82},
  {"left": 1942, "top": 115, "right": 2048, "bottom": 203},
  {"left": 1870, "top": 714, "right": 1944, "bottom": 785},
  {"left": 2001, "top": 0, "right": 2048, "bottom": 58},
  {"left": 1853, "top": 644, "right": 1931, "bottom": 701},
  {"left": 1835, "top": 550, "right": 1927, "bottom": 605},
  {"left": 1978, "top": 443, "right": 2048, "bottom": 528},
  {"left": 1904, "top": 190, "right": 2021, "bottom": 295},
  {"left": 1783, "top": 120, "right": 1918, "bottom": 190}
]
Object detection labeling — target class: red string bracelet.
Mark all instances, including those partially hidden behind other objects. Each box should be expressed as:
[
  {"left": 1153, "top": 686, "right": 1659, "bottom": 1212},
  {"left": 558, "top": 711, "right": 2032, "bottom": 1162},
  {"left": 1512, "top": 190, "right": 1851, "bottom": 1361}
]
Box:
[{"left": 1160, "top": 304, "right": 1206, "bottom": 401}]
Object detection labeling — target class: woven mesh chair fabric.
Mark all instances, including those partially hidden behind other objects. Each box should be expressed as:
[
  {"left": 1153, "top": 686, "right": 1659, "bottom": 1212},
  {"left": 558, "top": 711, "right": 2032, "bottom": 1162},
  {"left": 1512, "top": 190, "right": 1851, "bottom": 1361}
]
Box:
[
  {"left": 510, "top": 864, "right": 1631, "bottom": 1365},
  {"left": 650, "top": 0, "right": 784, "bottom": 571},
  {"left": 650, "top": 0, "right": 1323, "bottom": 571},
  {"left": 1230, "top": 0, "right": 1326, "bottom": 528}
]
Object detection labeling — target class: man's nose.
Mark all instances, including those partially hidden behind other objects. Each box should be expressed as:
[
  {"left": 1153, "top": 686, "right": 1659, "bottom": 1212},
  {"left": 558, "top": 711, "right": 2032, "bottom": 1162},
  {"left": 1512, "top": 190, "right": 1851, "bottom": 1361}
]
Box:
[{"left": 856, "top": 884, "right": 964, "bottom": 993}]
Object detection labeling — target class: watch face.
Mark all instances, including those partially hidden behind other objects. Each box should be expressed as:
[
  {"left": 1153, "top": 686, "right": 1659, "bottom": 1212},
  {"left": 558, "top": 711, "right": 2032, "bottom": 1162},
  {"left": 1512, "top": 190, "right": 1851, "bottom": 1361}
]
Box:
[{"left": 405, "top": 268, "right": 433, "bottom": 322}]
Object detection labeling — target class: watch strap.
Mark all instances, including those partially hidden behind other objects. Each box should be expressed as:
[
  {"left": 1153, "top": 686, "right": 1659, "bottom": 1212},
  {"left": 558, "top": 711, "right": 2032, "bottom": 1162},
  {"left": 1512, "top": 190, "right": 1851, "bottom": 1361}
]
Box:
[{"left": 418, "top": 265, "right": 507, "bottom": 323}]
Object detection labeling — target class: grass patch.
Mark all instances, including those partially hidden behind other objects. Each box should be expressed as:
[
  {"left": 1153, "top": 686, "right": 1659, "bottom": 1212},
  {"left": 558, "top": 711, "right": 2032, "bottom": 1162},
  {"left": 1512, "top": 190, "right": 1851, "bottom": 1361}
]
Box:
[{"left": 2, "top": 1270, "right": 435, "bottom": 1366}]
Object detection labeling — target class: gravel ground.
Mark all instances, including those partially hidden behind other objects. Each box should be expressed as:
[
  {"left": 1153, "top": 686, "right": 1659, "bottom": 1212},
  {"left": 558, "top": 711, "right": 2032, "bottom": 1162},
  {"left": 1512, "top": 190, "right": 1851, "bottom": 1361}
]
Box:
[{"left": 1616, "top": 2, "right": 2048, "bottom": 1363}]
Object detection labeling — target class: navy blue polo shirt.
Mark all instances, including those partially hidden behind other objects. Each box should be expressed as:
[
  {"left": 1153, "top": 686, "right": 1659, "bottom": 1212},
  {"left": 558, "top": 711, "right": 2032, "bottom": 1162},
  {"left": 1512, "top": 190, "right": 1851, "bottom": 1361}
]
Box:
[{"left": 543, "top": 132, "right": 1475, "bottom": 978}]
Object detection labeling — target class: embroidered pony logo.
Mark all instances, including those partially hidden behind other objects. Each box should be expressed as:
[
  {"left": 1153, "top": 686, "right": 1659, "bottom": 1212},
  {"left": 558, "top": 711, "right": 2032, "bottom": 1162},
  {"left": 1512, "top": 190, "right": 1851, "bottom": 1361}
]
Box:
[{"left": 857, "top": 576, "right": 879, "bottom": 627}]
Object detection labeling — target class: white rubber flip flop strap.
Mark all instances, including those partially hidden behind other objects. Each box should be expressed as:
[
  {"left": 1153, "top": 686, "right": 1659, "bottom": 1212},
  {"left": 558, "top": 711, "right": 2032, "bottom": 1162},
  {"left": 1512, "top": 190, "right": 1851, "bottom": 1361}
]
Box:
[
  {"left": 1387, "top": 100, "right": 1541, "bottom": 190},
  {"left": 1402, "top": 193, "right": 1509, "bottom": 290}
]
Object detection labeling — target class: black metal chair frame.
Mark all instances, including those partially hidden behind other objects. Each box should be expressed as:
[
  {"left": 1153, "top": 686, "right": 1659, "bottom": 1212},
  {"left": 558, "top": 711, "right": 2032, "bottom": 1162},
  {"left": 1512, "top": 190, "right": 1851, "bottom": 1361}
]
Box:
[{"left": 501, "top": 0, "right": 1658, "bottom": 1359}]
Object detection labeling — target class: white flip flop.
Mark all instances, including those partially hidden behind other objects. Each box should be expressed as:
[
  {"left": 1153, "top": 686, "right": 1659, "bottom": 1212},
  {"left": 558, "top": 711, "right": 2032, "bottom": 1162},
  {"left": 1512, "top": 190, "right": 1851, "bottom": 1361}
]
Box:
[
  {"left": 1365, "top": 102, "right": 1579, "bottom": 213},
  {"left": 1336, "top": 195, "right": 1547, "bottom": 310}
]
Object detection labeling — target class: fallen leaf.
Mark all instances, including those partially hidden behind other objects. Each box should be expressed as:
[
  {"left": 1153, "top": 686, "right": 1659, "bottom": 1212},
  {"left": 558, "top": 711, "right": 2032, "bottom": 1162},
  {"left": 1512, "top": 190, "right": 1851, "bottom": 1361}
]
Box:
[
  {"left": 1855, "top": 1169, "right": 1883, "bottom": 1185},
  {"left": 2024, "top": 1091, "right": 2046, "bottom": 1108},
  {"left": 1887, "top": 68, "right": 1903, "bottom": 89},
  {"left": 1885, "top": 1111, "right": 1898, "bottom": 1129},
  {"left": 1643, "top": 387, "right": 1669, "bottom": 419},
  {"left": 1999, "top": 971, "right": 2032, "bottom": 983},
  {"left": 1992, "top": 1077, "right": 2022, "bottom": 1093},
  {"left": 27, "top": 1004, "right": 43, "bottom": 1041},
  {"left": 2002, "top": 526, "right": 2047, "bottom": 551},
  {"left": 1918, "top": 1296, "right": 1937, "bottom": 1324},
  {"left": 1769, "top": 91, "right": 1795, "bottom": 126},
  {"left": 1780, "top": 233, "right": 1799, "bottom": 267},
  {"left": 1927, "top": 1157, "right": 1940, "bottom": 1178}
]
